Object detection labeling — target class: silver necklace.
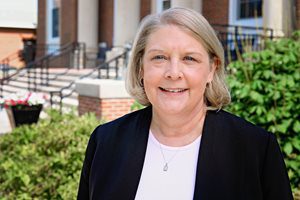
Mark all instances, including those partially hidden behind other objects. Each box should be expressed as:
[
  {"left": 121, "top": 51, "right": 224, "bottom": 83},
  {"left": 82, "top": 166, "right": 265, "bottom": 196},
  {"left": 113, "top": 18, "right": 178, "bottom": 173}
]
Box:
[{"left": 158, "top": 143, "right": 180, "bottom": 172}]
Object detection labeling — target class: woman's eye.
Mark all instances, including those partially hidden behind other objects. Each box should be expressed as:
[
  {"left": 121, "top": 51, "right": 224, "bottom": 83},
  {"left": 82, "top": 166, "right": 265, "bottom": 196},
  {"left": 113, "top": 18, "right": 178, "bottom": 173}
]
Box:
[
  {"left": 152, "top": 55, "right": 166, "bottom": 60},
  {"left": 184, "top": 56, "right": 196, "bottom": 62}
]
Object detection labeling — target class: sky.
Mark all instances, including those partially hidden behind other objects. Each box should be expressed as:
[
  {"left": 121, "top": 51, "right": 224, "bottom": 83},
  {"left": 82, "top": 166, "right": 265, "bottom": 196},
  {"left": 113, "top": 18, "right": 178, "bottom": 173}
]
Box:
[{"left": 0, "top": 0, "right": 37, "bottom": 29}]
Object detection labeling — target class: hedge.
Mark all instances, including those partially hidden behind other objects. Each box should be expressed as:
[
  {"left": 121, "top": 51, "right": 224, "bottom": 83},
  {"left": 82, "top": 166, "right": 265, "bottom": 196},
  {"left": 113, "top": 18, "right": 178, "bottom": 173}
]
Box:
[
  {"left": 0, "top": 109, "right": 100, "bottom": 199},
  {"left": 227, "top": 31, "right": 300, "bottom": 197}
]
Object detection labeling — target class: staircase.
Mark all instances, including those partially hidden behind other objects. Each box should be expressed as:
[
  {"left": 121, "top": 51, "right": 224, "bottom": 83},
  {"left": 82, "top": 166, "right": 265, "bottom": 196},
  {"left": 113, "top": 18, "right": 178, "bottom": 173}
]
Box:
[
  {"left": 0, "top": 44, "right": 129, "bottom": 135},
  {"left": 1, "top": 68, "right": 93, "bottom": 110},
  {"left": 1, "top": 66, "right": 127, "bottom": 112},
  {"left": 0, "top": 46, "right": 130, "bottom": 112}
]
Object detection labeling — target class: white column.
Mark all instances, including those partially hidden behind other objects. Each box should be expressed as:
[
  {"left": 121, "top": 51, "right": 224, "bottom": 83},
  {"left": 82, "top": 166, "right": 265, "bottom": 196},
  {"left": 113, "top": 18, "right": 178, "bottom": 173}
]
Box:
[
  {"left": 172, "top": 0, "right": 201, "bottom": 12},
  {"left": 77, "top": 0, "right": 98, "bottom": 51},
  {"left": 113, "top": 0, "right": 140, "bottom": 46},
  {"left": 263, "top": 0, "right": 293, "bottom": 37}
]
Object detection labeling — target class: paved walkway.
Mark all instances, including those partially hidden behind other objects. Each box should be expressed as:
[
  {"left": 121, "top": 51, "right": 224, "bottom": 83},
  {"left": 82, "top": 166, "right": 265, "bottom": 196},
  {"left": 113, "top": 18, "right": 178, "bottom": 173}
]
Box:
[{"left": 0, "top": 108, "right": 12, "bottom": 134}]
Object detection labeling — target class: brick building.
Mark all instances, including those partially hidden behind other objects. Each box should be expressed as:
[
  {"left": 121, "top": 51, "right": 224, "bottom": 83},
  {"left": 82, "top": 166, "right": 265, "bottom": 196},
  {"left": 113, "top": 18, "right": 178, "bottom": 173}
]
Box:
[
  {"left": 37, "top": 0, "right": 300, "bottom": 57},
  {"left": 0, "top": 0, "right": 37, "bottom": 68}
]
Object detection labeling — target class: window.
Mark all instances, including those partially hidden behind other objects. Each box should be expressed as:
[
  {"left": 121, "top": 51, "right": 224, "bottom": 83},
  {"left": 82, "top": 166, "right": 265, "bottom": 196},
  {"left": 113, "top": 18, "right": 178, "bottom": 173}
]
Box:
[
  {"left": 156, "top": 0, "right": 171, "bottom": 13},
  {"left": 239, "top": 0, "right": 262, "bottom": 19},
  {"left": 52, "top": 7, "right": 59, "bottom": 38},
  {"left": 162, "top": 0, "right": 171, "bottom": 11}
]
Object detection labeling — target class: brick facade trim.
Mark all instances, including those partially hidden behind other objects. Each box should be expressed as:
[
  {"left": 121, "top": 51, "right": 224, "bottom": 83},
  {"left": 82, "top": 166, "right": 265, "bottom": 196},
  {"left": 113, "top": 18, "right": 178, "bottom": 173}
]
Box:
[{"left": 76, "top": 79, "right": 134, "bottom": 121}]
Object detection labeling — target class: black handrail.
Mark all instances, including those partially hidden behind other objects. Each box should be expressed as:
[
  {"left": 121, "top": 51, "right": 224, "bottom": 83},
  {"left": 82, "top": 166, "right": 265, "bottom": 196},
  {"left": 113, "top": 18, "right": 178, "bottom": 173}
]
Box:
[
  {"left": 49, "top": 48, "right": 130, "bottom": 113},
  {"left": 28, "top": 42, "right": 85, "bottom": 91},
  {"left": 0, "top": 51, "right": 23, "bottom": 84},
  {"left": 211, "top": 24, "right": 274, "bottom": 63},
  {"left": 0, "top": 42, "right": 86, "bottom": 98}
]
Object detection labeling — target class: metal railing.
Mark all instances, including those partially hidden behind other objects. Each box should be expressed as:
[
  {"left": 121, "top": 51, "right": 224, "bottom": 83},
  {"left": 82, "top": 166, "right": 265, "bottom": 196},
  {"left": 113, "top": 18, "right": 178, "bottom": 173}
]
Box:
[
  {"left": 49, "top": 48, "right": 130, "bottom": 112},
  {"left": 212, "top": 24, "right": 274, "bottom": 63},
  {"left": 0, "top": 50, "right": 24, "bottom": 80},
  {"left": 0, "top": 42, "right": 86, "bottom": 98},
  {"left": 25, "top": 42, "right": 86, "bottom": 91},
  {"left": 0, "top": 51, "right": 25, "bottom": 98}
]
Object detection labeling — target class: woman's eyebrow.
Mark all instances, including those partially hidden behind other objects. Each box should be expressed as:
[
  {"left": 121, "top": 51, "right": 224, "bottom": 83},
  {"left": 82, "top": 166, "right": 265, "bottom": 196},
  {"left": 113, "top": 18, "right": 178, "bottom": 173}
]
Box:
[
  {"left": 185, "top": 51, "right": 204, "bottom": 56},
  {"left": 145, "top": 48, "right": 205, "bottom": 57},
  {"left": 145, "top": 48, "right": 165, "bottom": 54}
]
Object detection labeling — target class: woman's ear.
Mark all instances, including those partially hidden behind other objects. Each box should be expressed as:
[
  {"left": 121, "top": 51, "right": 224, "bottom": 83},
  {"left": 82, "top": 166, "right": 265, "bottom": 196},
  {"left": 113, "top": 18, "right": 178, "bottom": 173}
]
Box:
[
  {"left": 138, "top": 63, "right": 144, "bottom": 87},
  {"left": 139, "top": 57, "right": 144, "bottom": 77},
  {"left": 208, "top": 57, "right": 218, "bottom": 83}
]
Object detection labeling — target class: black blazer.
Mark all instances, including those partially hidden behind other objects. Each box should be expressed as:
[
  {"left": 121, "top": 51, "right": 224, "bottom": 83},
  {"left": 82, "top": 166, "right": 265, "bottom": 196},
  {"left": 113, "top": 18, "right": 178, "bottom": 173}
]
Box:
[{"left": 77, "top": 106, "right": 293, "bottom": 200}]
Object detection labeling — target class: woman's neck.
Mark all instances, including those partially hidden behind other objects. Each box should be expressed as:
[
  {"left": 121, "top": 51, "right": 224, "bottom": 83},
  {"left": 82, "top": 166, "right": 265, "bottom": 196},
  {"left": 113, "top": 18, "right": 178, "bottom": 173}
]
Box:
[{"left": 150, "top": 105, "right": 207, "bottom": 147}]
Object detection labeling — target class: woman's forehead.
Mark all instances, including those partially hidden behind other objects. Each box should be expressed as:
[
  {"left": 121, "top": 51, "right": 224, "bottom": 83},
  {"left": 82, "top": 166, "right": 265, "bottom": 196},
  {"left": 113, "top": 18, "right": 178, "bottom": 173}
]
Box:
[{"left": 144, "top": 25, "right": 208, "bottom": 54}]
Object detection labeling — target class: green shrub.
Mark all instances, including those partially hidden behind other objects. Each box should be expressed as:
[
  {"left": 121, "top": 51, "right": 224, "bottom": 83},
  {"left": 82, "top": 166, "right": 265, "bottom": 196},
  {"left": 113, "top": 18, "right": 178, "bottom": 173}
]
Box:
[
  {"left": 227, "top": 31, "right": 300, "bottom": 195},
  {"left": 130, "top": 100, "right": 145, "bottom": 111},
  {"left": 0, "top": 109, "right": 100, "bottom": 199}
]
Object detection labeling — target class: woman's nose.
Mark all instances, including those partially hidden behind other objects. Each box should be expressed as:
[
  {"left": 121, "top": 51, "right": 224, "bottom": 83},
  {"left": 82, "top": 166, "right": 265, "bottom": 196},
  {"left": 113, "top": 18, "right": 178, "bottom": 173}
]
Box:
[{"left": 164, "top": 60, "right": 183, "bottom": 80}]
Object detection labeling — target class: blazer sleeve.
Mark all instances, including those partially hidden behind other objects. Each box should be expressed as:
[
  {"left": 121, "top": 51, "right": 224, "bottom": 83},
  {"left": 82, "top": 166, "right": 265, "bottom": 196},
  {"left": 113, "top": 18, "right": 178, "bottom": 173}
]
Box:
[
  {"left": 77, "top": 128, "right": 97, "bottom": 200},
  {"left": 261, "top": 133, "right": 293, "bottom": 200}
]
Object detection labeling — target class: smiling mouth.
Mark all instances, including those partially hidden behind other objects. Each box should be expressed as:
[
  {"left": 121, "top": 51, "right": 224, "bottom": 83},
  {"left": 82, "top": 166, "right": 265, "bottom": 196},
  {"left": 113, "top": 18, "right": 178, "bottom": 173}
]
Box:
[{"left": 159, "top": 87, "right": 188, "bottom": 93}]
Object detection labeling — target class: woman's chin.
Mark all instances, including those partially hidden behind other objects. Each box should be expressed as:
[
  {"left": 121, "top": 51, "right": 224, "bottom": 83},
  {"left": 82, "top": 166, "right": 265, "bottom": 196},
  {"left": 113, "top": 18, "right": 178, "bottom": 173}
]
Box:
[{"left": 156, "top": 103, "right": 187, "bottom": 115}]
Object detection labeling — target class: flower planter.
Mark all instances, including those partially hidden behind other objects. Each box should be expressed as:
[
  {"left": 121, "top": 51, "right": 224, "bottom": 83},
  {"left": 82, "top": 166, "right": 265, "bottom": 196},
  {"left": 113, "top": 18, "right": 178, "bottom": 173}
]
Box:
[{"left": 6, "top": 104, "right": 43, "bottom": 127}]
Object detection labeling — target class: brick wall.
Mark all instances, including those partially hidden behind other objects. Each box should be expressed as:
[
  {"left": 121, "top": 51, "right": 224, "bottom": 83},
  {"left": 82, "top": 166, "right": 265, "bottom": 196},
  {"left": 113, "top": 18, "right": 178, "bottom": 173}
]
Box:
[
  {"left": 36, "top": 0, "right": 46, "bottom": 58},
  {"left": 140, "top": 0, "right": 151, "bottom": 20},
  {"left": 61, "top": 0, "right": 77, "bottom": 45},
  {"left": 78, "top": 95, "right": 134, "bottom": 121},
  {"left": 78, "top": 96, "right": 102, "bottom": 117},
  {"left": 101, "top": 98, "right": 135, "bottom": 121},
  {"left": 0, "top": 28, "right": 35, "bottom": 67},
  {"left": 202, "top": 0, "right": 229, "bottom": 25}
]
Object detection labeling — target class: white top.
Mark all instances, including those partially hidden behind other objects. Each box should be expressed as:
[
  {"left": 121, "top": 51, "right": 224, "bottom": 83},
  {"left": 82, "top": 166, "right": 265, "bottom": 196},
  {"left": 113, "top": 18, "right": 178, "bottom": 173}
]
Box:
[{"left": 135, "top": 130, "right": 202, "bottom": 200}]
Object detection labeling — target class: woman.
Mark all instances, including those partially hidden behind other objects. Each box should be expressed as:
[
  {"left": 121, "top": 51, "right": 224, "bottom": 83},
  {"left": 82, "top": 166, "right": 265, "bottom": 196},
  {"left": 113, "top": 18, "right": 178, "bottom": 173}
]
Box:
[{"left": 77, "top": 7, "right": 292, "bottom": 200}]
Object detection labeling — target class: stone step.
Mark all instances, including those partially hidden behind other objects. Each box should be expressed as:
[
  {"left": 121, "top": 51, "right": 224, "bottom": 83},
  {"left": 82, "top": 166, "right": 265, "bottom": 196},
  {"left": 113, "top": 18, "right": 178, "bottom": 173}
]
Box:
[
  {"left": 1, "top": 65, "right": 126, "bottom": 111},
  {"left": 2, "top": 84, "right": 77, "bottom": 99},
  {"left": 18, "top": 68, "right": 121, "bottom": 81}
]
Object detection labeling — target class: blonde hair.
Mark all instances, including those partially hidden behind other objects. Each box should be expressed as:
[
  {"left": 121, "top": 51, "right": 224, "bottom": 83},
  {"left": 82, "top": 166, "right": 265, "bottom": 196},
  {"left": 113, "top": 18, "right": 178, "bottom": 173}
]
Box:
[{"left": 126, "top": 7, "right": 231, "bottom": 110}]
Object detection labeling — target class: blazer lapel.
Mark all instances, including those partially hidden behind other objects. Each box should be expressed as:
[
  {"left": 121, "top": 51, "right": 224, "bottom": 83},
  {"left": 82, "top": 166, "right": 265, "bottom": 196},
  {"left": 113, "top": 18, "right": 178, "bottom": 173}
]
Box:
[
  {"left": 193, "top": 110, "right": 244, "bottom": 200},
  {"left": 193, "top": 110, "right": 218, "bottom": 199},
  {"left": 110, "top": 106, "right": 152, "bottom": 200}
]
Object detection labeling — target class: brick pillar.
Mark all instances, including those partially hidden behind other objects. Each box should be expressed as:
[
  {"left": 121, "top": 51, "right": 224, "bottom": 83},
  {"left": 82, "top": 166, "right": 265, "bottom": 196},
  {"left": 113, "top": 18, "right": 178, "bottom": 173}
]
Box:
[
  {"left": 36, "top": 0, "right": 46, "bottom": 58},
  {"left": 202, "top": 0, "right": 229, "bottom": 25},
  {"left": 76, "top": 79, "right": 134, "bottom": 121},
  {"left": 140, "top": 0, "right": 151, "bottom": 20},
  {"left": 78, "top": 95, "right": 102, "bottom": 117},
  {"left": 61, "top": 0, "right": 77, "bottom": 45},
  {"left": 296, "top": 0, "right": 300, "bottom": 29}
]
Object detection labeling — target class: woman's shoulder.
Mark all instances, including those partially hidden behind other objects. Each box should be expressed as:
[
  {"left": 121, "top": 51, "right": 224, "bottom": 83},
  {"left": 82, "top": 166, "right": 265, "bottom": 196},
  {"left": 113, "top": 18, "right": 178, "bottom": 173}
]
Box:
[
  {"left": 208, "top": 109, "right": 272, "bottom": 142},
  {"left": 206, "top": 109, "right": 279, "bottom": 160},
  {"left": 91, "top": 106, "right": 152, "bottom": 142}
]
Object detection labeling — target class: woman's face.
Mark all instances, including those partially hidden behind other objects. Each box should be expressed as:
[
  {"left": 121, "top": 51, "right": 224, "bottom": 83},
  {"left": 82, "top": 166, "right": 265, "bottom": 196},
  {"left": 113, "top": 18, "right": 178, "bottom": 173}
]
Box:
[{"left": 142, "top": 25, "right": 216, "bottom": 115}]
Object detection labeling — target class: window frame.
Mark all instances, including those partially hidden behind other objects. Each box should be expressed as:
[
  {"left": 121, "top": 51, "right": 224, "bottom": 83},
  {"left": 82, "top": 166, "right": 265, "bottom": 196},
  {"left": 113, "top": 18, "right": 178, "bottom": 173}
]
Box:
[
  {"left": 156, "top": 0, "right": 171, "bottom": 13},
  {"left": 238, "top": 0, "right": 263, "bottom": 19},
  {"left": 229, "top": 0, "right": 263, "bottom": 27}
]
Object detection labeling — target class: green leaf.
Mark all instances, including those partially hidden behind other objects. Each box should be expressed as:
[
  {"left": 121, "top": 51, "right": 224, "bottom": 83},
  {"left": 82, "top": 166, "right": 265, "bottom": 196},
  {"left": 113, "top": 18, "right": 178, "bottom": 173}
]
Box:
[
  {"left": 292, "top": 139, "right": 300, "bottom": 151},
  {"left": 293, "top": 121, "right": 300, "bottom": 133},
  {"left": 276, "top": 119, "right": 292, "bottom": 133},
  {"left": 249, "top": 91, "right": 264, "bottom": 104},
  {"left": 284, "top": 143, "right": 293, "bottom": 155},
  {"left": 21, "top": 174, "right": 30, "bottom": 186}
]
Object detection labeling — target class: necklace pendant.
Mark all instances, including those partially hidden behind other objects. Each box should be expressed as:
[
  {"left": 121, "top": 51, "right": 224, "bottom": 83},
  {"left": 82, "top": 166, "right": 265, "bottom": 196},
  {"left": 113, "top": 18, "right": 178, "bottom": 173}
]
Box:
[{"left": 163, "top": 163, "right": 168, "bottom": 171}]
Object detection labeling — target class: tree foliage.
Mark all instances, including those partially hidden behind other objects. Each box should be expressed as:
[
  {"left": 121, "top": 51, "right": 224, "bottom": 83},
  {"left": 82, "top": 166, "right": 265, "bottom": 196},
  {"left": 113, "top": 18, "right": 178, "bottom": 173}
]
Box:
[{"left": 227, "top": 31, "right": 300, "bottom": 196}]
